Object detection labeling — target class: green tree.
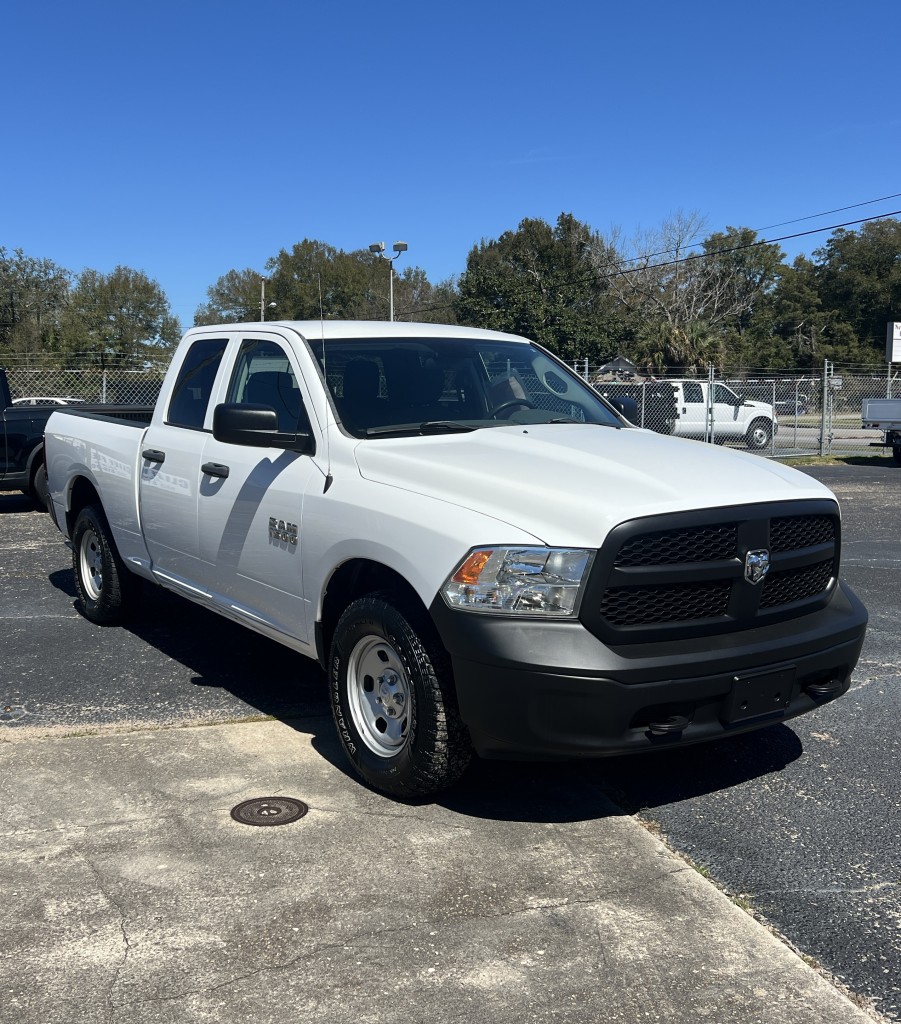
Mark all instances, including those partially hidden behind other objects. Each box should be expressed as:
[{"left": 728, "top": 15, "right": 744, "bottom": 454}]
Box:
[
  {"left": 0, "top": 247, "right": 71, "bottom": 363},
  {"left": 590, "top": 216, "right": 785, "bottom": 372},
  {"left": 61, "top": 266, "right": 181, "bottom": 365},
  {"left": 809, "top": 219, "right": 901, "bottom": 363},
  {"left": 455, "top": 213, "right": 625, "bottom": 362},
  {"left": 194, "top": 268, "right": 265, "bottom": 324},
  {"left": 196, "top": 240, "right": 458, "bottom": 326}
]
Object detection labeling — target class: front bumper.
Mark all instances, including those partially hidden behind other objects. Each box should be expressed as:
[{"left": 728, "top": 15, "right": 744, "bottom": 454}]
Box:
[{"left": 429, "top": 580, "right": 867, "bottom": 759}]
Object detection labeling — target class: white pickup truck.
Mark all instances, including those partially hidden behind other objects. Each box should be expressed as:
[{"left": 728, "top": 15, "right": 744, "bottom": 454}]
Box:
[
  {"left": 669, "top": 380, "right": 778, "bottom": 449},
  {"left": 862, "top": 398, "right": 901, "bottom": 464},
  {"left": 45, "top": 321, "right": 867, "bottom": 797}
]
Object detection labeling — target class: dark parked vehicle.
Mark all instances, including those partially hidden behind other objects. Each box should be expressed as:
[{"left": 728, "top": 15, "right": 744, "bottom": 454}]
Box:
[
  {"left": 0, "top": 368, "right": 57, "bottom": 507},
  {"left": 1, "top": 369, "right": 151, "bottom": 509}
]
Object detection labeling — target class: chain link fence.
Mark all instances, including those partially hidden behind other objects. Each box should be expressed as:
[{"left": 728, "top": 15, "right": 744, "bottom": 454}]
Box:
[
  {"left": 577, "top": 360, "right": 900, "bottom": 459},
  {"left": 4, "top": 360, "right": 898, "bottom": 460},
  {"left": 4, "top": 367, "right": 165, "bottom": 407}
]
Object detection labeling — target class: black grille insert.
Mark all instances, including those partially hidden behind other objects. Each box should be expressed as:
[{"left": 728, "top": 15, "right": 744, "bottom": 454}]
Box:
[
  {"left": 770, "top": 515, "right": 834, "bottom": 552},
  {"left": 760, "top": 560, "right": 834, "bottom": 608},
  {"left": 601, "top": 581, "right": 731, "bottom": 625},
  {"left": 615, "top": 524, "right": 737, "bottom": 566}
]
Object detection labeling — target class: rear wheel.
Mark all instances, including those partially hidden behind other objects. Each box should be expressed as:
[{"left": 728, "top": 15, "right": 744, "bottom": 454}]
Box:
[
  {"left": 893, "top": 444, "right": 901, "bottom": 466},
  {"left": 746, "top": 419, "right": 772, "bottom": 450},
  {"left": 72, "top": 504, "right": 141, "bottom": 624},
  {"left": 329, "top": 592, "right": 472, "bottom": 798}
]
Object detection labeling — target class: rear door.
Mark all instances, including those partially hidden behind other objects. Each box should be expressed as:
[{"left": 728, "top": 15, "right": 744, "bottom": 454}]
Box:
[
  {"left": 675, "top": 381, "right": 707, "bottom": 436},
  {"left": 194, "top": 334, "right": 321, "bottom": 644},
  {"left": 139, "top": 336, "right": 230, "bottom": 589}
]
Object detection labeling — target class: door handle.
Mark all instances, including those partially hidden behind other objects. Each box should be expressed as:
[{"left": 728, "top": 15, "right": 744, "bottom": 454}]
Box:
[
  {"left": 201, "top": 462, "right": 230, "bottom": 479},
  {"left": 142, "top": 449, "right": 165, "bottom": 464}
]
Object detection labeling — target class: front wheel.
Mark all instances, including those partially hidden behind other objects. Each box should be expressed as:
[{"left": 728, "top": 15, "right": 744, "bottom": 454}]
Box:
[
  {"left": 72, "top": 504, "right": 141, "bottom": 624},
  {"left": 329, "top": 593, "right": 472, "bottom": 798},
  {"left": 746, "top": 419, "right": 772, "bottom": 450}
]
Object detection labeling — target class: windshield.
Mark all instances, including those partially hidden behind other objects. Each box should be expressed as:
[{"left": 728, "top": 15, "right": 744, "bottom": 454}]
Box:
[{"left": 307, "top": 336, "right": 623, "bottom": 437}]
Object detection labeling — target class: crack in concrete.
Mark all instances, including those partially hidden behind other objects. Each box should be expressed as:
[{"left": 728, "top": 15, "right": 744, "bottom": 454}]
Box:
[
  {"left": 107, "top": 874, "right": 691, "bottom": 1010},
  {"left": 80, "top": 854, "right": 132, "bottom": 1022}
]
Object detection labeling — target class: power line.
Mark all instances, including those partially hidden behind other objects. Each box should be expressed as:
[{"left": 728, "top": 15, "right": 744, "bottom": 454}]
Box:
[
  {"left": 611, "top": 191, "right": 901, "bottom": 268},
  {"left": 620, "top": 208, "right": 901, "bottom": 276}
]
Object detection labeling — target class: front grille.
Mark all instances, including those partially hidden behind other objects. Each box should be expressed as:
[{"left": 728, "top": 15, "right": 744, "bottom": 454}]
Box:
[
  {"left": 600, "top": 581, "right": 731, "bottom": 625},
  {"left": 583, "top": 501, "right": 839, "bottom": 643}
]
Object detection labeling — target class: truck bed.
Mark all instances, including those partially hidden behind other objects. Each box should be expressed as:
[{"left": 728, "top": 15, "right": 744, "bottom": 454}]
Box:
[{"left": 862, "top": 398, "right": 901, "bottom": 428}]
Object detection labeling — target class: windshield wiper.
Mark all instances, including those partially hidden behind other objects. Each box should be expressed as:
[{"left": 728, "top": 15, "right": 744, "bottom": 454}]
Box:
[
  {"left": 547, "top": 417, "right": 617, "bottom": 426},
  {"left": 364, "top": 420, "right": 479, "bottom": 438}
]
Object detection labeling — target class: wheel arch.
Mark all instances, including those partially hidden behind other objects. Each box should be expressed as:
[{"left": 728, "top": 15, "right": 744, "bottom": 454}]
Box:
[
  {"left": 67, "top": 476, "right": 103, "bottom": 536},
  {"left": 316, "top": 558, "right": 431, "bottom": 670}
]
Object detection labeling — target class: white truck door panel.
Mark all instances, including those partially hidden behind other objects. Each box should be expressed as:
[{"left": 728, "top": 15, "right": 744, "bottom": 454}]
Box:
[
  {"left": 138, "top": 335, "right": 231, "bottom": 590},
  {"left": 139, "top": 424, "right": 205, "bottom": 584},
  {"left": 191, "top": 334, "right": 321, "bottom": 642},
  {"left": 195, "top": 440, "right": 316, "bottom": 640}
]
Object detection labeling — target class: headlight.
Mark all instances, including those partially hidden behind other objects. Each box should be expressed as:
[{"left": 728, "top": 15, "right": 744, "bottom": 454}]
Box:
[{"left": 440, "top": 547, "right": 593, "bottom": 616}]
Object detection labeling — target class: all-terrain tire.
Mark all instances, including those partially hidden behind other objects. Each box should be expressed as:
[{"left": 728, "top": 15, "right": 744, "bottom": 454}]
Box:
[
  {"left": 72, "top": 504, "right": 141, "bottom": 624},
  {"left": 329, "top": 591, "right": 472, "bottom": 798}
]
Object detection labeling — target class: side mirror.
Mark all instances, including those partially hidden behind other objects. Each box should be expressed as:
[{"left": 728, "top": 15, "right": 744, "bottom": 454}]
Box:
[
  {"left": 609, "top": 396, "right": 639, "bottom": 425},
  {"left": 213, "top": 403, "right": 315, "bottom": 454}
]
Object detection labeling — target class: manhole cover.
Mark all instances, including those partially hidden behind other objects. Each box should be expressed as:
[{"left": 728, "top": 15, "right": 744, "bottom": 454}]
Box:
[{"left": 230, "top": 797, "right": 308, "bottom": 827}]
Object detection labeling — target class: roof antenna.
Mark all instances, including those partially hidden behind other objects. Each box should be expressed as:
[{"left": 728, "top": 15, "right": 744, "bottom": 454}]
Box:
[{"left": 319, "top": 274, "right": 333, "bottom": 493}]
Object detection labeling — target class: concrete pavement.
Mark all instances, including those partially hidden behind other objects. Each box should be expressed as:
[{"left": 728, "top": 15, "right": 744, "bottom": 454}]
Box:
[{"left": 0, "top": 717, "right": 879, "bottom": 1024}]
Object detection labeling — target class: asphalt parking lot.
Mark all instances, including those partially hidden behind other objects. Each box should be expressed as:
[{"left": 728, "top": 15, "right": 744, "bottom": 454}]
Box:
[{"left": 1, "top": 459, "right": 899, "bottom": 1022}]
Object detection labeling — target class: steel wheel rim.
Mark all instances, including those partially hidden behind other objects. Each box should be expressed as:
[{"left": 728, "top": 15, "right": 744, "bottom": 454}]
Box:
[
  {"left": 346, "top": 634, "right": 411, "bottom": 757},
  {"left": 79, "top": 528, "right": 103, "bottom": 602},
  {"left": 750, "top": 426, "right": 768, "bottom": 448}
]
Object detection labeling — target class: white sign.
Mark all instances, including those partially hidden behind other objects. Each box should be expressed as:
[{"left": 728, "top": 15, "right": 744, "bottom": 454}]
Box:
[{"left": 888, "top": 321, "right": 901, "bottom": 364}]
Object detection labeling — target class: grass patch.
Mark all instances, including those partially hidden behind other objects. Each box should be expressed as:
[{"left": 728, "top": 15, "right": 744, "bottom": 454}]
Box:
[{"left": 777, "top": 453, "right": 897, "bottom": 467}]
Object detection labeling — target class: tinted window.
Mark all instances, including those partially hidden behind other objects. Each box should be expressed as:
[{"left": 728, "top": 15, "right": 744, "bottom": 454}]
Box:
[
  {"left": 226, "top": 339, "right": 310, "bottom": 433},
  {"left": 714, "top": 383, "right": 738, "bottom": 405},
  {"left": 167, "top": 338, "right": 227, "bottom": 429}
]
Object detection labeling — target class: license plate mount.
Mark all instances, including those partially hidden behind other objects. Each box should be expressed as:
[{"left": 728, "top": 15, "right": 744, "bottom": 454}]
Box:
[{"left": 722, "top": 667, "right": 796, "bottom": 725}]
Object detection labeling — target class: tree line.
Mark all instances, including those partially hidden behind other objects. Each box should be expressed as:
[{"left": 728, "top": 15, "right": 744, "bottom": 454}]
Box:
[{"left": 3, "top": 213, "right": 900, "bottom": 372}]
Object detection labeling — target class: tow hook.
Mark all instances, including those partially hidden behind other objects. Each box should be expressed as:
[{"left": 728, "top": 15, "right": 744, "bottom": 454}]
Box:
[
  {"left": 647, "top": 714, "right": 691, "bottom": 737},
  {"left": 805, "top": 678, "right": 845, "bottom": 701}
]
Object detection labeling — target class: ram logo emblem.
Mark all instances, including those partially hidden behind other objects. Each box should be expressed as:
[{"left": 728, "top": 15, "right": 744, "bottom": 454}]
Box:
[
  {"left": 744, "top": 548, "right": 770, "bottom": 585},
  {"left": 268, "top": 517, "right": 298, "bottom": 546}
]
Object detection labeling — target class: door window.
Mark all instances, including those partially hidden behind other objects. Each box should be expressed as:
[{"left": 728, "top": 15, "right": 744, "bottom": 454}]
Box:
[
  {"left": 682, "top": 381, "right": 703, "bottom": 404},
  {"left": 167, "top": 338, "right": 228, "bottom": 429},
  {"left": 226, "top": 339, "right": 310, "bottom": 433}
]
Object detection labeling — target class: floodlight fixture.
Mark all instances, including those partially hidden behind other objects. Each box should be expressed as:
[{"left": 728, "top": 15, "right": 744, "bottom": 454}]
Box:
[{"left": 368, "top": 237, "right": 410, "bottom": 321}]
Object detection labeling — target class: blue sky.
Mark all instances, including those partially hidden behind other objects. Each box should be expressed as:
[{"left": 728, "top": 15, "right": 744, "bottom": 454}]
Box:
[{"left": 5, "top": 0, "right": 901, "bottom": 329}]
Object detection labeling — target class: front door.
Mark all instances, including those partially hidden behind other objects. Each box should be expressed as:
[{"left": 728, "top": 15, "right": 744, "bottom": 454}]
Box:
[{"left": 194, "top": 336, "right": 320, "bottom": 645}]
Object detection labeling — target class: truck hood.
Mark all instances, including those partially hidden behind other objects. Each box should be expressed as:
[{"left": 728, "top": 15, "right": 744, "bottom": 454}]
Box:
[{"left": 352, "top": 424, "right": 833, "bottom": 547}]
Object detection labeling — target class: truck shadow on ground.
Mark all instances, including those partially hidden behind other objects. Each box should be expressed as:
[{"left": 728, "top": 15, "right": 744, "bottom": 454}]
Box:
[{"left": 48, "top": 569, "right": 804, "bottom": 824}]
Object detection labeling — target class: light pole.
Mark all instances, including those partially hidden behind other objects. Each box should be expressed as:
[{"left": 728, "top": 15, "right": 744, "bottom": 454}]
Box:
[
  {"left": 369, "top": 241, "right": 408, "bottom": 321},
  {"left": 260, "top": 278, "right": 277, "bottom": 321}
]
